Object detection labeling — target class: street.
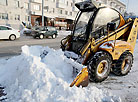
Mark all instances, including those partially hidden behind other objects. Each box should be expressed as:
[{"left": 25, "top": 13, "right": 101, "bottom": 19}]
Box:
[{"left": 0, "top": 35, "right": 65, "bottom": 57}]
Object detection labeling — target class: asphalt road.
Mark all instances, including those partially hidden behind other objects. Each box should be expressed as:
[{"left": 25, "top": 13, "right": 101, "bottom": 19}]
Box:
[{"left": 0, "top": 35, "right": 65, "bottom": 58}]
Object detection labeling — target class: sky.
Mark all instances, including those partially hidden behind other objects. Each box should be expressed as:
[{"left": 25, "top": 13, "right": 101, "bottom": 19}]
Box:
[{"left": 120, "top": 0, "right": 138, "bottom": 16}]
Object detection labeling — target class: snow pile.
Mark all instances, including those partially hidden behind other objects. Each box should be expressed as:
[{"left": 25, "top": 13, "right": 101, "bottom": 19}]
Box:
[{"left": 0, "top": 46, "right": 120, "bottom": 102}]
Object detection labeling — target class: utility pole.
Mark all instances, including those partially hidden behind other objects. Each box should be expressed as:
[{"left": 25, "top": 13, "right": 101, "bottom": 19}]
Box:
[
  {"left": 29, "top": 0, "right": 31, "bottom": 25},
  {"left": 42, "top": 0, "right": 44, "bottom": 26}
]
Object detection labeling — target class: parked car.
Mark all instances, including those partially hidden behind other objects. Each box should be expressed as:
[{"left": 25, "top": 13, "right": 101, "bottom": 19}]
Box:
[
  {"left": 23, "top": 26, "right": 39, "bottom": 36},
  {"left": 31, "top": 26, "right": 58, "bottom": 39},
  {"left": 23, "top": 28, "right": 32, "bottom": 36},
  {"left": 0, "top": 25, "right": 20, "bottom": 41}
]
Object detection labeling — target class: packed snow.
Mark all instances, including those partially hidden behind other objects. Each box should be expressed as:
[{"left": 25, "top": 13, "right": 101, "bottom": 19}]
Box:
[{"left": 0, "top": 45, "right": 120, "bottom": 102}]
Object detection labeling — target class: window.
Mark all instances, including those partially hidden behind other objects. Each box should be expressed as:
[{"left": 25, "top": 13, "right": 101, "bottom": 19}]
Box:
[
  {"left": 0, "top": 13, "right": 8, "bottom": 20},
  {"left": 28, "top": 16, "right": 30, "bottom": 21},
  {"left": 0, "top": 0, "right": 8, "bottom": 6},
  {"left": 93, "top": 8, "right": 120, "bottom": 32},
  {"left": 15, "top": 14, "right": 20, "bottom": 20},
  {"left": 47, "top": 27, "right": 56, "bottom": 31},
  {"left": 66, "top": 1, "right": 68, "bottom": 6},
  {"left": 6, "top": 0, "right": 8, "bottom": 5},
  {"left": 52, "top": 8, "right": 55, "bottom": 13},
  {"left": 17, "top": 1, "right": 19, "bottom": 7},
  {"left": 72, "top": 6, "right": 75, "bottom": 11},
  {"left": 34, "top": 4, "right": 40, "bottom": 11},
  {"left": 0, "top": 13, "right": 2, "bottom": 19},
  {"left": 92, "top": 8, "right": 120, "bottom": 39},
  {"left": 74, "top": 11, "right": 94, "bottom": 37},
  {"left": 0, "top": 26, "right": 11, "bottom": 30},
  {"left": 15, "top": 0, "right": 20, "bottom": 8},
  {"left": 60, "top": 10, "right": 62, "bottom": 14},
  {"left": 71, "top": 3, "right": 73, "bottom": 7},
  {"left": 44, "top": 6, "right": 49, "bottom": 12},
  {"left": 65, "top": 11, "right": 68, "bottom": 15},
  {"left": 70, "top": 12, "right": 72, "bottom": 16}
]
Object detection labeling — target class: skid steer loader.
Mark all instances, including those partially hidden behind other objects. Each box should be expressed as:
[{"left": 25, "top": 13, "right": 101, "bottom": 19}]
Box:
[{"left": 61, "top": 1, "right": 138, "bottom": 87}]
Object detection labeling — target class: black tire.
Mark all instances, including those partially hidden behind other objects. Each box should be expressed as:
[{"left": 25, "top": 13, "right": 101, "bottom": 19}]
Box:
[
  {"left": 112, "top": 51, "right": 133, "bottom": 76},
  {"left": 52, "top": 34, "right": 56, "bottom": 39},
  {"left": 9, "top": 34, "right": 16, "bottom": 41},
  {"left": 39, "top": 34, "right": 44, "bottom": 39},
  {"left": 88, "top": 51, "right": 112, "bottom": 82}
]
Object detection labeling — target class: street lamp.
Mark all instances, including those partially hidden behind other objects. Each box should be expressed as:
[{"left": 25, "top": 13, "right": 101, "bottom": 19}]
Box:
[{"left": 42, "top": 0, "right": 44, "bottom": 26}]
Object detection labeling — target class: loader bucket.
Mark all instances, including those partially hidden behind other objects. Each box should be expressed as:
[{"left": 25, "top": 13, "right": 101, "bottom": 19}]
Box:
[{"left": 70, "top": 67, "right": 89, "bottom": 87}]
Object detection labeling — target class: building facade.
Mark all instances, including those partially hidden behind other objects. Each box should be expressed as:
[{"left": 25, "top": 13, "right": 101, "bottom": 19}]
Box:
[
  {"left": 0, "top": 0, "right": 126, "bottom": 30},
  {"left": 0, "top": 0, "right": 30, "bottom": 29},
  {"left": 30, "top": 0, "right": 84, "bottom": 30},
  {"left": 95, "top": 0, "right": 126, "bottom": 14}
]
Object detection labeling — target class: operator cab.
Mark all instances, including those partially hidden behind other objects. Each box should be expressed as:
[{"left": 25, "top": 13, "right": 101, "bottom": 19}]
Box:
[{"left": 71, "top": 0, "right": 125, "bottom": 54}]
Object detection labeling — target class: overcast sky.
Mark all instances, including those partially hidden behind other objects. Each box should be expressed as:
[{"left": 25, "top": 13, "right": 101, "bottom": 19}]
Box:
[{"left": 120, "top": 0, "right": 138, "bottom": 16}]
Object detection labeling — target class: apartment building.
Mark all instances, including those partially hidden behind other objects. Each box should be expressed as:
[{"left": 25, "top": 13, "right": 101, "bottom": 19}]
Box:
[
  {"left": 31, "top": 0, "right": 84, "bottom": 30},
  {"left": 95, "top": 0, "right": 126, "bottom": 14},
  {"left": 0, "top": 0, "right": 30, "bottom": 29},
  {"left": 0, "top": 0, "right": 126, "bottom": 30}
]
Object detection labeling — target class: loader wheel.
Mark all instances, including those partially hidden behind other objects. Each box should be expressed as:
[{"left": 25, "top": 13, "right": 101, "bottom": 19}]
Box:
[
  {"left": 88, "top": 51, "right": 112, "bottom": 82},
  {"left": 112, "top": 52, "right": 133, "bottom": 76}
]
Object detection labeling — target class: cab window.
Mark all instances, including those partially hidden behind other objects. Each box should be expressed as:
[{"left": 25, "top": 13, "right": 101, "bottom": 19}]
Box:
[
  {"left": 93, "top": 8, "right": 120, "bottom": 31},
  {"left": 91, "top": 8, "right": 120, "bottom": 39}
]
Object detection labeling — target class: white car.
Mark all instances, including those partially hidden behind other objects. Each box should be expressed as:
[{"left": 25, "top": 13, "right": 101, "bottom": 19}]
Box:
[{"left": 0, "top": 25, "right": 20, "bottom": 41}]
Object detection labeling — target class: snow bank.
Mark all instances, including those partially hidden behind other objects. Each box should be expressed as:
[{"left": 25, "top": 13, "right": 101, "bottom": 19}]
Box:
[{"left": 0, "top": 46, "right": 120, "bottom": 102}]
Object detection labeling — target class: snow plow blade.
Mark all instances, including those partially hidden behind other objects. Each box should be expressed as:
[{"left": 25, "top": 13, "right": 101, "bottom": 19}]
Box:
[{"left": 70, "top": 67, "right": 89, "bottom": 87}]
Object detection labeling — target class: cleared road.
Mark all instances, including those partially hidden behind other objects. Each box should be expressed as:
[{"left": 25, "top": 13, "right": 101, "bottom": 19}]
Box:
[{"left": 0, "top": 35, "right": 65, "bottom": 57}]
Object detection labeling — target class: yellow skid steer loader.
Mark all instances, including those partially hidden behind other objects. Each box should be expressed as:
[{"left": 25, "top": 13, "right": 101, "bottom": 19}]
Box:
[{"left": 61, "top": 1, "right": 138, "bottom": 87}]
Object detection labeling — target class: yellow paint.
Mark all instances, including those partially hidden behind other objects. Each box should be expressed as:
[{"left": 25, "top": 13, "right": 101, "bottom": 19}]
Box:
[
  {"left": 127, "top": 18, "right": 138, "bottom": 53},
  {"left": 118, "top": 15, "right": 126, "bottom": 28},
  {"left": 99, "top": 40, "right": 133, "bottom": 60},
  {"left": 70, "top": 68, "right": 88, "bottom": 87},
  {"left": 82, "top": 48, "right": 91, "bottom": 65},
  {"left": 69, "top": 18, "right": 138, "bottom": 87},
  {"left": 98, "top": 61, "right": 107, "bottom": 74}
]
